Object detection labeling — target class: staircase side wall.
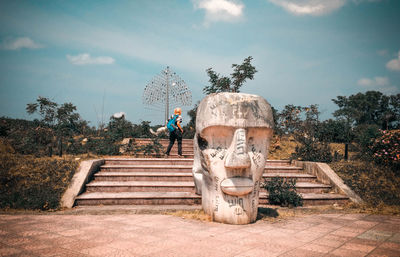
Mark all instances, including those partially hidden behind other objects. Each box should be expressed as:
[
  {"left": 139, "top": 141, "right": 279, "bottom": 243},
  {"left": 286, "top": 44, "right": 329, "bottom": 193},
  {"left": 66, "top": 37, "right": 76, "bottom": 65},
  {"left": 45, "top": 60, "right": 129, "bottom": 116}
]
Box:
[
  {"left": 61, "top": 159, "right": 105, "bottom": 208},
  {"left": 292, "top": 161, "right": 363, "bottom": 204}
]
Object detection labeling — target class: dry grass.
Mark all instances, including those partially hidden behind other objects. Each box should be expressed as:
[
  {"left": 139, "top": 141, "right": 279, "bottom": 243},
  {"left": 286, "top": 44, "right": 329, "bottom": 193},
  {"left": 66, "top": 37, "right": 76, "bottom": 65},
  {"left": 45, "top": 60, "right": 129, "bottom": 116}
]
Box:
[
  {"left": 165, "top": 209, "right": 212, "bottom": 222},
  {"left": 268, "top": 136, "right": 359, "bottom": 160},
  {"left": 0, "top": 140, "right": 79, "bottom": 210},
  {"left": 268, "top": 135, "right": 298, "bottom": 160},
  {"left": 164, "top": 204, "right": 392, "bottom": 224},
  {"left": 330, "top": 160, "right": 400, "bottom": 210},
  {"left": 343, "top": 202, "right": 400, "bottom": 216}
]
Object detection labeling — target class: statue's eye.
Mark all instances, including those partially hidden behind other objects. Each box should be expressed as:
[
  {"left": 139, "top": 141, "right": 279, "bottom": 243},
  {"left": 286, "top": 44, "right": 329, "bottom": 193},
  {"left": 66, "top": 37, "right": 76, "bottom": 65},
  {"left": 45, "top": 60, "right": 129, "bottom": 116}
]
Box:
[{"left": 197, "top": 134, "right": 208, "bottom": 150}]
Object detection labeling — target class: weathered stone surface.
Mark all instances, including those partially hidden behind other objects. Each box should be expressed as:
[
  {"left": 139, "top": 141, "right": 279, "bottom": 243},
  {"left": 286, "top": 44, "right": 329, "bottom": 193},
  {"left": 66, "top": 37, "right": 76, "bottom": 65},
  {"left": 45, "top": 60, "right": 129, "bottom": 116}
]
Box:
[
  {"left": 192, "top": 92, "right": 274, "bottom": 224},
  {"left": 61, "top": 159, "right": 104, "bottom": 208},
  {"left": 119, "top": 138, "right": 132, "bottom": 153},
  {"left": 292, "top": 160, "right": 363, "bottom": 204}
]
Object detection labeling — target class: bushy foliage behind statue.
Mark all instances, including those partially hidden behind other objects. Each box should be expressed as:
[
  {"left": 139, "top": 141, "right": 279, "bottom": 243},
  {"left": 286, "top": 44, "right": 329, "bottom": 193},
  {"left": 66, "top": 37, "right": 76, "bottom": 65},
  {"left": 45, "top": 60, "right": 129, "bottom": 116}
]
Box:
[
  {"left": 276, "top": 104, "right": 333, "bottom": 162},
  {"left": 332, "top": 91, "right": 400, "bottom": 159},
  {"left": 182, "top": 103, "right": 198, "bottom": 139},
  {"left": 332, "top": 91, "right": 399, "bottom": 130}
]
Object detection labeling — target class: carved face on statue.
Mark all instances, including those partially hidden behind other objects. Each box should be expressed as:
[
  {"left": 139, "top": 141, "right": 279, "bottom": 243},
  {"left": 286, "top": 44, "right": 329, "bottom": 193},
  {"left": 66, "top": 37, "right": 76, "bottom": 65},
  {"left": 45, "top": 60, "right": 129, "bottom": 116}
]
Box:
[{"left": 192, "top": 93, "right": 274, "bottom": 224}]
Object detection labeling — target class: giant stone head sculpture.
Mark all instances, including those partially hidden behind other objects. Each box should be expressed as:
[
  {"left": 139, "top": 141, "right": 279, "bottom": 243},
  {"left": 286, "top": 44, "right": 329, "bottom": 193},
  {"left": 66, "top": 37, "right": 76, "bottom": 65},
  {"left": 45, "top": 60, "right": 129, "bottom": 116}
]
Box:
[{"left": 192, "top": 92, "right": 274, "bottom": 224}]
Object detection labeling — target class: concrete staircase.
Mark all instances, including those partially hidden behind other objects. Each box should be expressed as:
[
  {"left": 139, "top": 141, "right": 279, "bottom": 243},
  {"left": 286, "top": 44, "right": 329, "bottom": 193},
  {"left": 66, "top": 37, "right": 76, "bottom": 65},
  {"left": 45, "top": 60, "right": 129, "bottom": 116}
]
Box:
[{"left": 75, "top": 139, "right": 349, "bottom": 206}]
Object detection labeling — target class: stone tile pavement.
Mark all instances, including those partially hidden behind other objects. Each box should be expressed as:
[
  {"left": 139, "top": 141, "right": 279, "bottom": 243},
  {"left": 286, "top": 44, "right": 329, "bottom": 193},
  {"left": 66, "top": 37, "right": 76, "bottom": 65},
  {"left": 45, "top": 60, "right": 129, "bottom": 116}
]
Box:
[{"left": 1, "top": 211, "right": 399, "bottom": 256}]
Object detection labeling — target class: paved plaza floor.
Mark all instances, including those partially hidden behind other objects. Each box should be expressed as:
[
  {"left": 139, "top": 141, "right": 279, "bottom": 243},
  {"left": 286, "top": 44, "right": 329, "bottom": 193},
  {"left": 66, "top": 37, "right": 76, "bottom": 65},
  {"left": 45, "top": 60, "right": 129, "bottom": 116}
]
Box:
[{"left": 1, "top": 208, "right": 400, "bottom": 257}]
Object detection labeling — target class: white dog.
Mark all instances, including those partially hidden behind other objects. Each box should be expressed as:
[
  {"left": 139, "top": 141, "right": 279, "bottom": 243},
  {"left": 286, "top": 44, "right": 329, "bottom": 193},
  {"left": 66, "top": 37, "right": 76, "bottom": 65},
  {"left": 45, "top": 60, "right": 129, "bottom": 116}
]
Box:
[{"left": 149, "top": 126, "right": 167, "bottom": 136}]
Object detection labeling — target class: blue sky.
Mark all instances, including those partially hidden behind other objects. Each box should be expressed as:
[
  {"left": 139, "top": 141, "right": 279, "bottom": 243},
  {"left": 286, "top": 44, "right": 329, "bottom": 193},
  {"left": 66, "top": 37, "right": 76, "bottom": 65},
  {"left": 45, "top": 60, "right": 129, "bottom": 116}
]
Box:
[{"left": 0, "top": 0, "right": 399, "bottom": 126}]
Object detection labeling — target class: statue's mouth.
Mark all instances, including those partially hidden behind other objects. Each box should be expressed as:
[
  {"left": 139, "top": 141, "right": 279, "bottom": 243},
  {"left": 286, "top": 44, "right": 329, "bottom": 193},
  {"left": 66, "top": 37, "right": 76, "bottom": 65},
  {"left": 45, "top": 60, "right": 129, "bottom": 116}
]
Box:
[{"left": 220, "top": 177, "right": 253, "bottom": 196}]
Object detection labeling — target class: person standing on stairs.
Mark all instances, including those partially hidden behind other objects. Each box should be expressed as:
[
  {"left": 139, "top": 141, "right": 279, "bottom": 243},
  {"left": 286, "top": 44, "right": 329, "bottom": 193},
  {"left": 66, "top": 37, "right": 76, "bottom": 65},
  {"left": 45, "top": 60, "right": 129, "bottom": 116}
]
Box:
[{"left": 165, "top": 107, "right": 183, "bottom": 157}]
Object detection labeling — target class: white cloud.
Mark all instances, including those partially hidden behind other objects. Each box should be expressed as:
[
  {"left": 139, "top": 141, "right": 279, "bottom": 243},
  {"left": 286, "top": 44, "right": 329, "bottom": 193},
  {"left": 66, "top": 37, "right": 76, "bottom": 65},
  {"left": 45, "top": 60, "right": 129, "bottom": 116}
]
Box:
[
  {"left": 113, "top": 112, "right": 126, "bottom": 119},
  {"left": 353, "top": 0, "right": 383, "bottom": 4},
  {"left": 66, "top": 53, "right": 115, "bottom": 65},
  {"left": 193, "top": 0, "right": 244, "bottom": 24},
  {"left": 379, "top": 86, "right": 400, "bottom": 95},
  {"left": 0, "top": 37, "right": 43, "bottom": 50},
  {"left": 268, "top": 0, "right": 383, "bottom": 16},
  {"left": 386, "top": 51, "right": 400, "bottom": 71},
  {"left": 357, "top": 76, "right": 389, "bottom": 87},
  {"left": 357, "top": 76, "right": 399, "bottom": 94},
  {"left": 268, "top": 0, "right": 346, "bottom": 16}
]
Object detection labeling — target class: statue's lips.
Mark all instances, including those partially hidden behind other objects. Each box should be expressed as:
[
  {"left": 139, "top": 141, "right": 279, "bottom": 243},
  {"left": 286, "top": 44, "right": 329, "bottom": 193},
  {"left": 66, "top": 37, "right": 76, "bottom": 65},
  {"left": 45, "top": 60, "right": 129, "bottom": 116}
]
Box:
[{"left": 220, "top": 177, "right": 253, "bottom": 196}]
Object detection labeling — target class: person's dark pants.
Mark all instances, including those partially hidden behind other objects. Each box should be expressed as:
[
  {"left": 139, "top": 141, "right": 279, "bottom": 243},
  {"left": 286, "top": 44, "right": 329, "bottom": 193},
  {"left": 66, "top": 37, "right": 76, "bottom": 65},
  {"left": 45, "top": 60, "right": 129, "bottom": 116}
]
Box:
[{"left": 165, "top": 130, "right": 182, "bottom": 156}]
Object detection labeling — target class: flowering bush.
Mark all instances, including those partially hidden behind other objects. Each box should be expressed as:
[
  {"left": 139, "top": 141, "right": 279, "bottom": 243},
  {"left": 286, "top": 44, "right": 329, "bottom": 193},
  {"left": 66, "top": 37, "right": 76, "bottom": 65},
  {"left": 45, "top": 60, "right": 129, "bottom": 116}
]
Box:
[{"left": 370, "top": 130, "right": 400, "bottom": 172}]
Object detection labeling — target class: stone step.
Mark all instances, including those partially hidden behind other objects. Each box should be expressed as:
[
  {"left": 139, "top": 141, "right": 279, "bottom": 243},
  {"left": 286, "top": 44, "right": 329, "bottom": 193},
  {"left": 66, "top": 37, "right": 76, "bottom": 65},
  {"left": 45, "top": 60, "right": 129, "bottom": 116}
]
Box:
[
  {"left": 100, "top": 165, "right": 301, "bottom": 173},
  {"left": 75, "top": 192, "right": 201, "bottom": 205},
  {"left": 131, "top": 154, "right": 195, "bottom": 158},
  {"left": 94, "top": 171, "right": 317, "bottom": 183},
  {"left": 87, "top": 180, "right": 329, "bottom": 194},
  {"left": 259, "top": 192, "right": 349, "bottom": 206},
  {"left": 263, "top": 173, "right": 317, "bottom": 182},
  {"left": 260, "top": 182, "right": 332, "bottom": 194},
  {"left": 95, "top": 171, "right": 195, "bottom": 181},
  {"left": 265, "top": 160, "right": 291, "bottom": 166},
  {"left": 134, "top": 138, "right": 193, "bottom": 142},
  {"left": 100, "top": 165, "right": 193, "bottom": 173},
  {"left": 104, "top": 158, "right": 292, "bottom": 166},
  {"left": 134, "top": 141, "right": 194, "bottom": 148},
  {"left": 86, "top": 181, "right": 196, "bottom": 193},
  {"left": 156, "top": 147, "right": 194, "bottom": 152},
  {"left": 104, "top": 158, "right": 194, "bottom": 165},
  {"left": 132, "top": 140, "right": 193, "bottom": 146},
  {"left": 133, "top": 150, "right": 194, "bottom": 155},
  {"left": 264, "top": 166, "right": 303, "bottom": 173},
  {"left": 75, "top": 191, "right": 347, "bottom": 206}
]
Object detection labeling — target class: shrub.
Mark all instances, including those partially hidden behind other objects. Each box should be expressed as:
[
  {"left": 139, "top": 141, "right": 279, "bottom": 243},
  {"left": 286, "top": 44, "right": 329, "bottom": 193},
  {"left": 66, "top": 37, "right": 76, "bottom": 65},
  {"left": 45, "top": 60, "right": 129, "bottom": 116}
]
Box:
[
  {"left": 292, "top": 141, "right": 333, "bottom": 163},
  {"left": 132, "top": 138, "right": 163, "bottom": 156},
  {"left": 370, "top": 130, "right": 400, "bottom": 172},
  {"left": 354, "top": 124, "right": 381, "bottom": 157},
  {"left": 85, "top": 137, "right": 120, "bottom": 155},
  {"left": 262, "top": 177, "right": 303, "bottom": 207},
  {"left": 6, "top": 125, "right": 54, "bottom": 157},
  {"left": 0, "top": 153, "right": 78, "bottom": 210},
  {"left": 65, "top": 137, "right": 87, "bottom": 155}
]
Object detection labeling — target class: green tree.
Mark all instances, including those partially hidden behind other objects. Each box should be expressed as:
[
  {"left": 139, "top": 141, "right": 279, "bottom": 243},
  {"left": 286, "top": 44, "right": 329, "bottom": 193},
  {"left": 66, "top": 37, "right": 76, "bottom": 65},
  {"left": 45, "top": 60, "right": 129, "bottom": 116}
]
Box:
[
  {"left": 203, "top": 56, "right": 257, "bottom": 94},
  {"left": 332, "top": 91, "right": 400, "bottom": 159},
  {"left": 276, "top": 104, "right": 332, "bottom": 162},
  {"left": 276, "top": 105, "right": 302, "bottom": 135},
  {"left": 332, "top": 91, "right": 399, "bottom": 129},
  {"left": 26, "top": 96, "right": 82, "bottom": 157},
  {"left": 318, "top": 119, "right": 353, "bottom": 144},
  {"left": 182, "top": 102, "right": 198, "bottom": 139},
  {"left": 107, "top": 114, "right": 134, "bottom": 142},
  {"left": 132, "top": 121, "right": 153, "bottom": 138}
]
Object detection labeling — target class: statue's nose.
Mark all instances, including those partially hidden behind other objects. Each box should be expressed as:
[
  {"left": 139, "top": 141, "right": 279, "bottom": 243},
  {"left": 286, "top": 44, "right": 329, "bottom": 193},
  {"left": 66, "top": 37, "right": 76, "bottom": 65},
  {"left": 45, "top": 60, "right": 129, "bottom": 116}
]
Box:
[{"left": 224, "top": 128, "right": 251, "bottom": 169}]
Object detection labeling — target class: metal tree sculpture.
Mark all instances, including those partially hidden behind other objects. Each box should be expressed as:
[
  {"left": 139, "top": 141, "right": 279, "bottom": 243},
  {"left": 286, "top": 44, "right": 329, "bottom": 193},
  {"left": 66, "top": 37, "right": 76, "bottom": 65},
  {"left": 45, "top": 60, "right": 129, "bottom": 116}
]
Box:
[{"left": 143, "top": 66, "right": 192, "bottom": 124}]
